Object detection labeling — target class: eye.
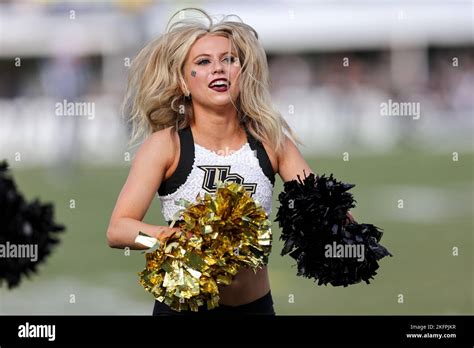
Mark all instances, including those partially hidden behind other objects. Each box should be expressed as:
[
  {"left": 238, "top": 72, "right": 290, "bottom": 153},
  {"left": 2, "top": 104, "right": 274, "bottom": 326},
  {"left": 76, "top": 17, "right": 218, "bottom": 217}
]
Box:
[
  {"left": 197, "top": 59, "right": 210, "bottom": 65},
  {"left": 223, "top": 56, "right": 236, "bottom": 64}
]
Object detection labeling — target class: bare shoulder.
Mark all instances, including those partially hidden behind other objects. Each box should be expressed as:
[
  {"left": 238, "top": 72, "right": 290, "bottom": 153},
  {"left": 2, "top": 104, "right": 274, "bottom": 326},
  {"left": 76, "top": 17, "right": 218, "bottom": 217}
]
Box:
[
  {"left": 261, "top": 134, "right": 295, "bottom": 175},
  {"left": 278, "top": 134, "right": 298, "bottom": 159},
  {"left": 276, "top": 134, "right": 314, "bottom": 182},
  {"left": 135, "top": 126, "right": 177, "bottom": 172}
]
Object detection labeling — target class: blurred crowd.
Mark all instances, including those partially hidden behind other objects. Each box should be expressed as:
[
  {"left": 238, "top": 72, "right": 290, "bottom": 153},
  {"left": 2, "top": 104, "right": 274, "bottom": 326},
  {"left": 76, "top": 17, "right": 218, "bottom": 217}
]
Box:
[{"left": 0, "top": 1, "right": 472, "bottom": 166}]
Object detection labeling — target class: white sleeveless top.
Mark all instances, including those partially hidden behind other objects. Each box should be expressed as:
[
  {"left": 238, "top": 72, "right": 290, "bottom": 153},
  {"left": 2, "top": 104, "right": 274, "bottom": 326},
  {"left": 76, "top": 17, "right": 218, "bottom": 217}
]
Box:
[{"left": 157, "top": 126, "right": 275, "bottom": 223}]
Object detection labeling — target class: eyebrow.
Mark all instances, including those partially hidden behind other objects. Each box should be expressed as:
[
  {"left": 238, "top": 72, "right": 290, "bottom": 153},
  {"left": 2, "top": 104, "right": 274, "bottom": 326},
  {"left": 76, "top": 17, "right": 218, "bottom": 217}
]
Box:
[{"left": 193, "top": 52, "right": 237, "bottom": 60}]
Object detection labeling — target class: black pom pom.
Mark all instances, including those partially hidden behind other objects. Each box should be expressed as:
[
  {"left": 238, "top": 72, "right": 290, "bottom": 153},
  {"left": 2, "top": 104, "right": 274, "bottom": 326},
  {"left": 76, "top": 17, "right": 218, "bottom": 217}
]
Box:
[
  {"left": 0, "top": 160, "right": 65, "bottom": 289},
  {"left": 275, "top": 171, "right": 392, "bottom": 287}
]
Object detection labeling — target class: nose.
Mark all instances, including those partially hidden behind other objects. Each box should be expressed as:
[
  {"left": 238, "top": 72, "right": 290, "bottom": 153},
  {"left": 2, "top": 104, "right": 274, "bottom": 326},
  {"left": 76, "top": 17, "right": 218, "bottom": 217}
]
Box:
[{"left": 212, "top": 60, "right": 225, "bottom": 74}]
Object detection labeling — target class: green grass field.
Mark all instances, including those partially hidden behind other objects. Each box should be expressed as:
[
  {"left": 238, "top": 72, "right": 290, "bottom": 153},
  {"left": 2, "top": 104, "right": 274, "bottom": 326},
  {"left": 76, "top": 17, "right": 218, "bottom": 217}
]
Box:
[{"left": 1, "top": 150, "right": 472, "bottom": 315}]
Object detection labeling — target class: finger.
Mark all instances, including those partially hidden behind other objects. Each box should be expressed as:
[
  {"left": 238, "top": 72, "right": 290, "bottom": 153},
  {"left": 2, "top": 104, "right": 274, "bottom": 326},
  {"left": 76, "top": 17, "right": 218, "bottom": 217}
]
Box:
[{"left": 347, "top": 212, "right": 356, "bottom": 223}]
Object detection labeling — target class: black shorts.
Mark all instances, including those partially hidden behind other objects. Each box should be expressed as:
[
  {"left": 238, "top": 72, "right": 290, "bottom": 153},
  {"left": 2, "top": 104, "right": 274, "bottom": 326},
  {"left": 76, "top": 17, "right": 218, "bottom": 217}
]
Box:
[{"left": 152, "top": 291, "right": 276, "bottom": 316}]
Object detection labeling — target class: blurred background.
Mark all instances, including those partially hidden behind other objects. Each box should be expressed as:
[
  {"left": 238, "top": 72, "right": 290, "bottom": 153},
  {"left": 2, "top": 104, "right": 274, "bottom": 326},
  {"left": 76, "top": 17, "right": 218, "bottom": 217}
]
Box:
[{"left": 0, "top": 0, "right": 472, "bottom": 315}]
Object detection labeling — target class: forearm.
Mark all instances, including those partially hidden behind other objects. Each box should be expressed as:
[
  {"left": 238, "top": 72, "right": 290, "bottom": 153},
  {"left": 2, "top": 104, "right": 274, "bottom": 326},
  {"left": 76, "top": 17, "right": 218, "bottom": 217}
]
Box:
[
  {"left": 346, "top": 211, "right": 356, "bottom": 223},
  {"left": 107, "top": 217, "right": 167, "bottom": 250}
]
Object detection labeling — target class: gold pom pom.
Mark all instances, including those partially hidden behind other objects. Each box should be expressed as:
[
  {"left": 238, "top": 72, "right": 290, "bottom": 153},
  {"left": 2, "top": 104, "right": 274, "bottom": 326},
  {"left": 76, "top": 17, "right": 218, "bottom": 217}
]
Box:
[{"left": 136, "top": 180, "right": 272, "bottom": 312}]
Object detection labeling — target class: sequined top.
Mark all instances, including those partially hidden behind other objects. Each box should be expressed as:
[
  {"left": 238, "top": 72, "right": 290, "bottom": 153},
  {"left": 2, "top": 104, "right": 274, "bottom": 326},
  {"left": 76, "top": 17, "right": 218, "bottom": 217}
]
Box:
[{"left": 157, "top": 125, "right": 275, "bottom": 223}]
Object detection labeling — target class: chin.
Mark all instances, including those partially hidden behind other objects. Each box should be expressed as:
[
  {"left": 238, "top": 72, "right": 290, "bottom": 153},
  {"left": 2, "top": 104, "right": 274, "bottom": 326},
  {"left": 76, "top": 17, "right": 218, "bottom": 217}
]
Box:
[{"left": 208, "top": 96, "right": 235, "bottom": 106}]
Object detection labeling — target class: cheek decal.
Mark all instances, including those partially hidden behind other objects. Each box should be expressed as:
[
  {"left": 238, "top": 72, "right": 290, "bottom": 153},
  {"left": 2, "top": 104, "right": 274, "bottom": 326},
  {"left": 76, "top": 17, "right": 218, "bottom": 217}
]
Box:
[{"left": 191, "top": 70, "right": 196, "bottom": 77}]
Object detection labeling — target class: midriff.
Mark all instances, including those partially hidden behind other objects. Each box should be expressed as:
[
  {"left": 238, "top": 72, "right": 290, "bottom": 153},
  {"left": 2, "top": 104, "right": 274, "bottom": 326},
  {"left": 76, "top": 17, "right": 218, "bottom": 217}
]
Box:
[{"left": 217, "top": 265, "right": 270, "bottom": 306}]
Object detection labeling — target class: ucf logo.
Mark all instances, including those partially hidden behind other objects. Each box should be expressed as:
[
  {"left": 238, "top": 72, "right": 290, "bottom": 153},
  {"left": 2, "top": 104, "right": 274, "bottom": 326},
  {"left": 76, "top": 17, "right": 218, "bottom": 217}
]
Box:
[{"left": 198, "top": 165, "right": 257, "bottom": 195}]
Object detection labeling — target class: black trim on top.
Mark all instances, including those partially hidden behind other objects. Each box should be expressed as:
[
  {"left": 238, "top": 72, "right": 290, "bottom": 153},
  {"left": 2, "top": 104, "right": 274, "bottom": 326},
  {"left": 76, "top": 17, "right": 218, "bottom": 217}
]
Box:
[
  {"left": 157, "top": 127, "right": 195, "bottom": 196},
  {"left": 244, "top": 126, "right": 275, "bottom": 186},
  {"left": 158, "top": 125, "right": 276, "bottom": 196}
]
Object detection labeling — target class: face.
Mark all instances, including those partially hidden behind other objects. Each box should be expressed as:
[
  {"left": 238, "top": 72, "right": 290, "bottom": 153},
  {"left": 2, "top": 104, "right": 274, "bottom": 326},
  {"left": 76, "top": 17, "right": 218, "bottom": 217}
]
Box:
[{"left": 182, "top": 35, "right": 241, "bottom": 108}]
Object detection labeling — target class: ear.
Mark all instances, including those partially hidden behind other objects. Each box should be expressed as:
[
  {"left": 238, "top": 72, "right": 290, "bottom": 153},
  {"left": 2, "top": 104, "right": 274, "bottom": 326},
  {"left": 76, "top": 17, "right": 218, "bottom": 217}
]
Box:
[{"left": 179, "top": 75, "right": 189, "bottom": 96}]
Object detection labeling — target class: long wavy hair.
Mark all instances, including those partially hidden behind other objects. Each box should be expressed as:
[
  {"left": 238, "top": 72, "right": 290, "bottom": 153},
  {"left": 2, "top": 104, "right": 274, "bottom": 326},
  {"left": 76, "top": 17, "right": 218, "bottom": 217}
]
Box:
[{"left": 123, "top": 7, "right": 301, "bottom": 154}]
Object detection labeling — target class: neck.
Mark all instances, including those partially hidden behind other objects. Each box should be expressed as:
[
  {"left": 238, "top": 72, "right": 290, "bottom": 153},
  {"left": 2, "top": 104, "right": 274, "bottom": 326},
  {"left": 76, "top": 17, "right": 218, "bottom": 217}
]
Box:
[{"left": 190, "top": 103, "right": 244, "bottom": 147}]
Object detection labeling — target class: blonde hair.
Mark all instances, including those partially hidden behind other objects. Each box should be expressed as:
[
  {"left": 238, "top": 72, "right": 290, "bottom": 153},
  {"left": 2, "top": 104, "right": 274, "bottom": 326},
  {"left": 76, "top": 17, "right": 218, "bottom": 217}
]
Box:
[{"left": 123, "top": 7, "right": 302, "bottom": 154}]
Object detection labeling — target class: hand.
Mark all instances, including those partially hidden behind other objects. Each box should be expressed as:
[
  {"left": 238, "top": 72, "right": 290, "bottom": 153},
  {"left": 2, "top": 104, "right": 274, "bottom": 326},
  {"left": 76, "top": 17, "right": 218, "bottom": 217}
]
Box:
[
  {"left": 155, "top": 226, "right": 193, "bottom": 242},
  {"left": 177, "top": 230, "right": 193, "bottom": 240},
  {"left": 345, "top": 211, "right": 356, "bottom": 224},
  {"left": 155, "top": 226, "right": 182, "bottom": 242}
]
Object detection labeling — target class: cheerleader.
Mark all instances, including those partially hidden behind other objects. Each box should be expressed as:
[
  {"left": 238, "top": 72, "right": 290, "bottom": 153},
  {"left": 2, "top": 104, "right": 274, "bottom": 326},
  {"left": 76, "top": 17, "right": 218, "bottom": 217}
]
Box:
[{"left": 106, "top": 8, "right": 350, "bottom": 316}]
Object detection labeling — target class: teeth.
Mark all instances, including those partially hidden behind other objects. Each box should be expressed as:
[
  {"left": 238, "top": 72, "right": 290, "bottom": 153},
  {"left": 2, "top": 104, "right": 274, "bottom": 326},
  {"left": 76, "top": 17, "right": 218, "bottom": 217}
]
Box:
[{"left": 210, "top": 80, "right": 229, "bottom": 88}]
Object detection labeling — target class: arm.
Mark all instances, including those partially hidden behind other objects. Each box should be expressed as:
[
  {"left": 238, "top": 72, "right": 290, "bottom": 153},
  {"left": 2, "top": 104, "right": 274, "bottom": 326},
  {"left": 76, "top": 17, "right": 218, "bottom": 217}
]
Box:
[
  {"left": 106, "top": 128, "right": 180, "bottom": 250},
  {"left": 277, "top": 135, "right": 355, "bottom": 222},
  {"left": 277, "top": 135, "right": 314, "bottom": 182}
]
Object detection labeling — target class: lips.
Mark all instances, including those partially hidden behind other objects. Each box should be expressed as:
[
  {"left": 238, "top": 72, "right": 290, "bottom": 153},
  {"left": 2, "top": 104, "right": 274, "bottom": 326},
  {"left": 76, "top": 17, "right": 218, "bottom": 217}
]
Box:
[
  {"left": 208, "top": 78, "right": 230, "bottom": 93},
  {"left": 208, "top": 78, "right": 230, "bottom": 88}
]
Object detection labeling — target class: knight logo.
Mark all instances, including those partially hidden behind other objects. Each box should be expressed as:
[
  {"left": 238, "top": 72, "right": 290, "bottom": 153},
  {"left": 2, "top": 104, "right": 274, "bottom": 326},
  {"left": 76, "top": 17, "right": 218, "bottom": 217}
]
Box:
[{"left": 198, "top": 165, "right": 257, "bottom": 194}]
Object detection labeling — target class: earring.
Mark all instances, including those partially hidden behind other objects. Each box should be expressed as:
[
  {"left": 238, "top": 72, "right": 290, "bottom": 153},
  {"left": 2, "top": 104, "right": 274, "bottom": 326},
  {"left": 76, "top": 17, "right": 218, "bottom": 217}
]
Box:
[
  {"left": 175, "top": 112, "right": 184, "bottom": 130},
  {"left": 184, "top": 92, "right": 191, "bottom": 101}
]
